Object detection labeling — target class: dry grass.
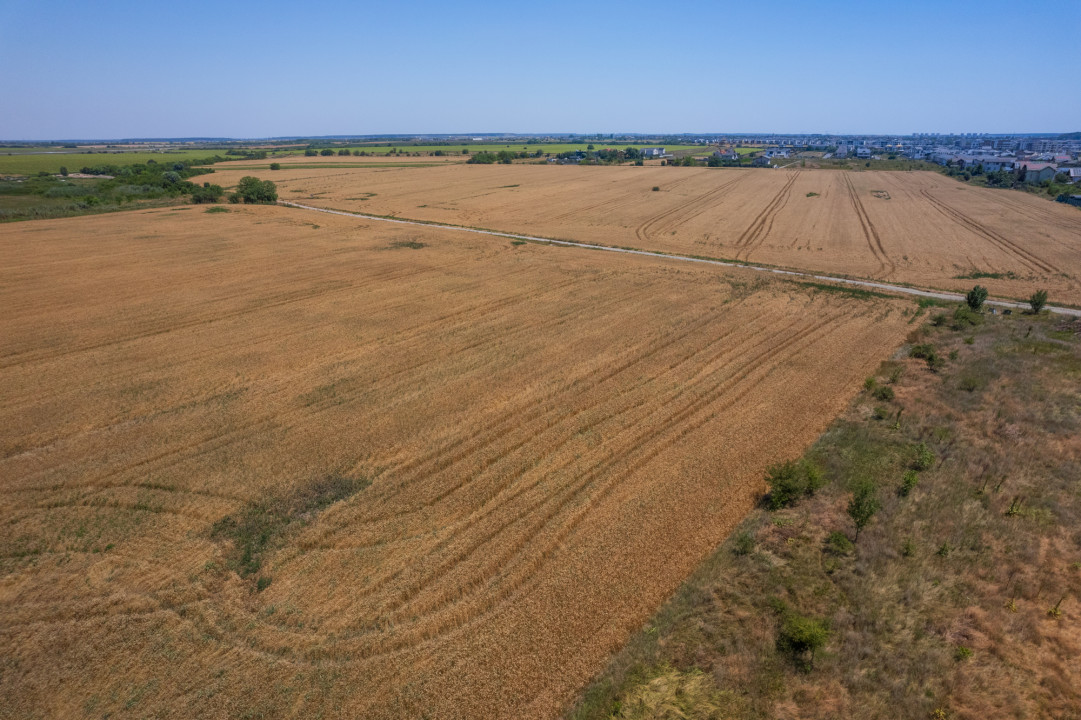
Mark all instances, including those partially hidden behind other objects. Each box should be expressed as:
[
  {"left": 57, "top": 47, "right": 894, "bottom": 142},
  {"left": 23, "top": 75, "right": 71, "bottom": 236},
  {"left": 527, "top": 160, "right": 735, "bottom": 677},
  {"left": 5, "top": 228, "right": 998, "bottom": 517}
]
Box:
[
  {"left": 570, "top": 309, "right": 1081, "bottom": 720},
  {"left": 0, "top": 205, "right": 913, "bottom": 718},
  {"left": 198, "top": 164, "right": 1081, "bottom": 305}
]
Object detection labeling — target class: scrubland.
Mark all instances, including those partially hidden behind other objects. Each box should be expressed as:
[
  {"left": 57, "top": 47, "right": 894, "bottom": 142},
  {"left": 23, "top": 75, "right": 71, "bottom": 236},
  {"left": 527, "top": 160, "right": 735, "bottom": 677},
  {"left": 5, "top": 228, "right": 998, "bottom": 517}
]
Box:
[{"left": 0, "top": 205, "right": 912, "bottom": 717}]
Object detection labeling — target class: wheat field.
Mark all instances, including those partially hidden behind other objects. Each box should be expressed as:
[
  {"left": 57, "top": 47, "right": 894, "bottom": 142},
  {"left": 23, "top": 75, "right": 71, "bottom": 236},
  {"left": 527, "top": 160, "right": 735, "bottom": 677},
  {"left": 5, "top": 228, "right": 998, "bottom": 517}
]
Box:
[
  {"left": 202, "top": 163, "right": 1081, "bottom": 305},
  {"left": 0, "top": 203, "right": 916, "bottom": 717}
]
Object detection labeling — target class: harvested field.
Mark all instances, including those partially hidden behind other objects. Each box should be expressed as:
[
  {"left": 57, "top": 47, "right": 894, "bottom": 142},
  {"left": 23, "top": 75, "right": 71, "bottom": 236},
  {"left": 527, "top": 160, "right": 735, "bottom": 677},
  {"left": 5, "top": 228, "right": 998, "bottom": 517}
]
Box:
[
  {"left": 1, "top": 205, "right": 911, "bottom": 718},
  {"left": 201, "top": 164, "right": 1081, "bottom": 305}
]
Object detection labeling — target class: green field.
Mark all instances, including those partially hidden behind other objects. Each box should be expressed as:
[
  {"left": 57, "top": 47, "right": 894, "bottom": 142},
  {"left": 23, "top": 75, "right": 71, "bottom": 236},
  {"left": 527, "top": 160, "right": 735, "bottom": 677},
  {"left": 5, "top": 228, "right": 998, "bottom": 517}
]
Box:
[
  {"left": 272, "top": 143, "right": 721, "bottom": 157},
  {"left": 0, "top": 149, "right": 220, "bottom": 175}
]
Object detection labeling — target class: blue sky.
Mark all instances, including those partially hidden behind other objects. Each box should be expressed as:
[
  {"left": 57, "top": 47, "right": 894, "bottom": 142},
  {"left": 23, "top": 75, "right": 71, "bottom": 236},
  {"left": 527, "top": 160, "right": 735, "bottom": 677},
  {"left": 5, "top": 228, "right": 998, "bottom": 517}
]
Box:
[{"left": 0, "top": 0, "right": 1077, "bottom": 139}]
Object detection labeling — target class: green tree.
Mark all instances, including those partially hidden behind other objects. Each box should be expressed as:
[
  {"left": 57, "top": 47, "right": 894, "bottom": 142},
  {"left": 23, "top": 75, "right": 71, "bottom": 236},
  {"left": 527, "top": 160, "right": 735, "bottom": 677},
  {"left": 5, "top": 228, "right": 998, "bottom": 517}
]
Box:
[
  {"left": 338, "top": 149, "right": 351, "bottom": 156},
  {"left": 59, "top": 166, "right": 69, "bottom": 176},
  {"left": 304, "top": 149, "right": 318, "bottom": 157},
  {"left": 269, "top": 162, "right": 281, "bottom": 170},
  {"left": 965, "top": 285, "right": 988, "bottom": 311},
  {"left": 847, "top": 478, "right": 880, "bottom": 541},
  {"left": 320, "top": 148, "right": 334, "bottom": 156},
  {"left": 233, "top": 176, "right": 278, "bottom": 204},
  {"left": 191, "top": 184, "right": 224, "bottom": 204},
  {"left": 1028, "top": 289, "right": 1048, "bottom": 314}
]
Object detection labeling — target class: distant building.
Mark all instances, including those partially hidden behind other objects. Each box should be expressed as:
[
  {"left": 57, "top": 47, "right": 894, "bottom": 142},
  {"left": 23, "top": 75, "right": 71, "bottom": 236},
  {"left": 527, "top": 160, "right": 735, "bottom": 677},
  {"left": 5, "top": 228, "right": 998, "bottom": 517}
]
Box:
[
  {"left": 856, "top": 147, "right": 872, "bottom": 159},
  {"left": 714, "top": 149, "right": 739, "bottom": 161},
  {"left": 640, "top": 147, "right": 665, "bottom": 158},
  {"left": 764, "top": 148, "right": 790, "bottom": 159},
  {"left": 752, "top": 156, "right": 771, "bottom": 167},
  {"left": 1018, "top": 162, "right": 1058, "bottom": 183}
]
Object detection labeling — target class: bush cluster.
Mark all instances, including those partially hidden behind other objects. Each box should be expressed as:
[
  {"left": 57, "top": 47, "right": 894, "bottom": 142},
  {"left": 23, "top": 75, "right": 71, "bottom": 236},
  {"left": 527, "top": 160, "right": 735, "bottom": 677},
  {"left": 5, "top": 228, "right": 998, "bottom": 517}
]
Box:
[{"left": 765, "top": 459, "right": 826, "bottom": 510}]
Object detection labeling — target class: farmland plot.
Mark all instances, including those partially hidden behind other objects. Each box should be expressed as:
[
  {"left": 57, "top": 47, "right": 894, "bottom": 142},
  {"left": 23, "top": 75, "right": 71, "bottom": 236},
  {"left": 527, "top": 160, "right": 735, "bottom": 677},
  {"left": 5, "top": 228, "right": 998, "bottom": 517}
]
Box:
[
  {"left": 204, "top": 164, "right": 1081, "bottom": 305},
  {"left": 1, "top": 205, "right": 911, "bottom": 717}
]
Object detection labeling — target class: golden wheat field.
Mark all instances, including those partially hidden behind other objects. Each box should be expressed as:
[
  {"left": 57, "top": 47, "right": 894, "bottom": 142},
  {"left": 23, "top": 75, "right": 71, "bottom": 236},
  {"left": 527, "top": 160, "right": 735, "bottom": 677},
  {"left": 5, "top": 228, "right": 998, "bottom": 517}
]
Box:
[
  {"left": 202, "top": 163, "right": 1081, "bottom": 305},
  {"left": 0, "top": 204, "right": 914, "bottom": 718}
]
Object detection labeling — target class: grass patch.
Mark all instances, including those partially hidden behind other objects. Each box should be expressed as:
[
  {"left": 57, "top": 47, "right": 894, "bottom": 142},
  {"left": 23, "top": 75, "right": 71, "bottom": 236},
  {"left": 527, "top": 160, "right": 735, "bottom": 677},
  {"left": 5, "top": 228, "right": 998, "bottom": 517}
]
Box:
[
  {"left": 388, "top": 239, "right": 427, "bottom": 250},
  {"left": 204, "top": 206, "right": 229, "bottom": 214},
  {"left": 794, "top": 280, "right": 893, "bottom": 301},
  {"left": 211, "top": 474, "right": 370, "bottom": 580},
  {"left": 953, "top": 270, "right": 1018, "bottom": 280}
]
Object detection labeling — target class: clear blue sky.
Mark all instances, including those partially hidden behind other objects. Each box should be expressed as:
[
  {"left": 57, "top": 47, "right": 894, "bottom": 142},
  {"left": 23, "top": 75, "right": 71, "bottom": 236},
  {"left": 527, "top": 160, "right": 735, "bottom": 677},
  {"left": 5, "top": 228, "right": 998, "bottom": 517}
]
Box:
[{"left": 0, "top": 0, "right": 1077, "bottom": 139}]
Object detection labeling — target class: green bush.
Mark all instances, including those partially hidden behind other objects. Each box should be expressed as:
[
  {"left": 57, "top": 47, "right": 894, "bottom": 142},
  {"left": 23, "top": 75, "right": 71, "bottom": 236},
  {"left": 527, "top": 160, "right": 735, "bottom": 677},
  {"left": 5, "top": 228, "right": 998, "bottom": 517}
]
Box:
[
  {"left": 965, "top": 285, "right": 988, "bottom": 311},
  {"left": 269, "top": 162, "right": 281, "bottom": 170},
  {"left": 847, "top": 478, "right": 880, "bottom": 541},
  {"left": 911, "top": 442, "right": 935, "bottom": 470},
  {"left": 825, "top": 530, "right": 854, "bottom": 555},
  {"left": 733, "top": 532, "right": 755, "bottom": 556},
  {"left": 190, "top": 184, "right": 224, "bottom": 204},
  {"left": 765, "top": 459, "right": 826, "bottom": 510},
  {"left": 899, "top": 470, "right": 919, "bottom": 497},
  {"left": 1029, "top": 289, "right": 1048, "bottom": 314},
  {"left": 951, "top": 305, "right": 982, "bottom": 329},
  {"left": 872, "top": 385, "right": 895, "bottom": 402},
  {"left": 777, "top": 612, "right": 830, "bottom": 669}
]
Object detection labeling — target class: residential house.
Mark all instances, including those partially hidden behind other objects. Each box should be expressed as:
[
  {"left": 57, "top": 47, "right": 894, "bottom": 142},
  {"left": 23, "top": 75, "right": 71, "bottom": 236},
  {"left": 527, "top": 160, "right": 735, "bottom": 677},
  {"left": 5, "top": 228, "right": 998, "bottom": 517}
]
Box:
[
  {"left": 640, "top": 147, "right": 665, "bottom": 158},
  {"left": 1018, "top": 162, "right": 1058, "bottom": 183}
]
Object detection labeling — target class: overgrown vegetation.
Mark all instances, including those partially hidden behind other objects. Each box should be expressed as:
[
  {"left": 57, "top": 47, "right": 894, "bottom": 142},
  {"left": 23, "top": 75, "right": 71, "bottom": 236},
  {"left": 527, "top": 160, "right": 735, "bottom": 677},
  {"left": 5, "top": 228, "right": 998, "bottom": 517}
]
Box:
[
  {"left": 570, "top": 305, "right": 1081, "bottom": 720},
  {"left": 0, "top": 155, "right": 233, "bottom": 221}
]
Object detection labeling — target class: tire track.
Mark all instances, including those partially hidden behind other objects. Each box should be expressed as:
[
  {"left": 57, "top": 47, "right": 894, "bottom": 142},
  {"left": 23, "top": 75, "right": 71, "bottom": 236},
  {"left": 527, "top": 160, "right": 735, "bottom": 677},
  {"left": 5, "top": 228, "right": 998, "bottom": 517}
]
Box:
[
  {"left": 918, "top": 188, "right": 1059, "bottom": 275},
  {"left": 633, "top": 173, "right": 745, "bottom": 244},
  {"left": 342, "top": 308, "right": 851, "bottom": 657},
  {"left": 733, "top": 171, "right": 801, "bottom": 260},
  {"left": 842, "top": 174, "right": 895, "bottom": 278}
]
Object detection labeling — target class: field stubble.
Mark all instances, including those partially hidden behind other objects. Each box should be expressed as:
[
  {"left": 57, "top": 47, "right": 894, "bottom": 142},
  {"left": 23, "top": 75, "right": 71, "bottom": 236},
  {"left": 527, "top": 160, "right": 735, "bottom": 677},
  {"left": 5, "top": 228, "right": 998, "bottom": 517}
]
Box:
[{"left": 0, "top": 205, "right": 914, "bottom": 717}]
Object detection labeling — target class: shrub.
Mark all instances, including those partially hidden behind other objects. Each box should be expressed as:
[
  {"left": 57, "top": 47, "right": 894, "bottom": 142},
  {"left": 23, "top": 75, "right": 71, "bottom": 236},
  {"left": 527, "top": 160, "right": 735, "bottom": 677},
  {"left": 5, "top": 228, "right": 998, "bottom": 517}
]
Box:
[
  {"left": 765, "top": 459, "right": 826, "bottom": 510},
  {"left": 872, "top": 406, "right": 890, "bottom": 420},
  {"left": 847, "top": 478, "right": 880, "bottom": 541},
  {"left": 965, "top": 285, "right": 988, "bottom": 311},
  {"left": 954, "top": 645, "right": 972, "bottom": 661},
  {"left": 269, "top": 162, "right": 281, "bottom": 170},
  {"left": 320, "top": 148, "right": 334, "bottom": 156},
  {"left": 59, "top": 166, "right": 68, "bottom": 176},
  {"left": 777, "top": 612, "right": 830, "bottom": 669},
  {"left": 234, "top": 176, "right": 277, "bottom": 204},
  {"left": 872, "top": 385, "right": 895, "bottom": 402},
  {"left": 190, "top": 184, "right": 224, "bottom": 204},
  {"left": 1028, "top": 289, "right": 1048, "bottom": 314},
  {"left": 733, "top": 532, "right": 755, "bottom": 556},
  {"left": 911, "top": 442, "right": 935, "bottom": 470},
  {"left": 825, "top": 531, "right": 854, "bottom": 555},
  {"left": 899, "top": 470, "right": 919, "bottom": 497},
  {"left": 931, "top": 313, "right": 948, "bottom": 327},
  {"left": 952, "top": 305, "right": 982, "bottom": 329}
]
